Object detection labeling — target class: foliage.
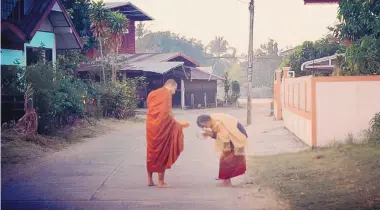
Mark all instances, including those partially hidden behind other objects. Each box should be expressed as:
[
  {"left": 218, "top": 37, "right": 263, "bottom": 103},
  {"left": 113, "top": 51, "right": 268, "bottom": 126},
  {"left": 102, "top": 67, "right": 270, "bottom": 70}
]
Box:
[
  {"left": 1, "top": 65, "right": 25, "bottom": 95},
  {"left": 205, "top": 36, "right": 237, "bottom": 76},
  {"left": 334, "top": 0, "right": 380, "bottom": 42},
  {"left": 367, "top": 112, "right": 380, "bottom": 145},
  {"left": 95, "top": 78, "right": 146, "bottom": 119},
  {"left": 222, "top": 71, "right": 231, "bottom": 105},
  {"left": 255, "top": 39, "right": 279, "bottom": 57},
  {"left": 136, "top": 22, "right": 150, "bottom": 40},
  {"left": 105, "top": 11, "right": 129, "bottom": 55},
  {"left": 56, "top": 50, "right": 89, "bottom": 76},
  {"left": 338, "top": 36, "right": 380, "bottom": 75},
  {"left": 23, "top": 62, "right": 86, "bottom": 134},
  {"left": 62, "top": 0, "right": 96, "bottom": 51},
  {"left": 89, "top": 0, "right": 110, "bottom": 39},
  {"left": 136, "top": 31, "right": 210, "bottom": 66},
  {"left": 328, "top": 0, "right": 380, "bottom": 76},
  {"left": 282, "top": 36, "right": 345, "bottom": 76},
  {"left": 230, "top": 80, "right": 240, "bottom": 103}
]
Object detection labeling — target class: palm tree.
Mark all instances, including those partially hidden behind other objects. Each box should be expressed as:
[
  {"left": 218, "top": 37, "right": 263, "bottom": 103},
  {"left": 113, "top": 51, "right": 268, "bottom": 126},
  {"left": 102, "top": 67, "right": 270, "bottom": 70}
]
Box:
[
  {"left": 106, "top": 11, "right": 129, "bottom": 82},
  {"left": 89, "top": 0, "right": 110, "bottom": 82},
  {"left": 205, "top": 36, "right": 237, "bottom": 76}
]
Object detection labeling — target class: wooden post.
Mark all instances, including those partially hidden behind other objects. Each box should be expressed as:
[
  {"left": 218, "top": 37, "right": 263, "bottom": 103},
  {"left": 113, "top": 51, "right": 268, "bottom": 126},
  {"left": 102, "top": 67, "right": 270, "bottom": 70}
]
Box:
[
  {"left": 247, "top": 0, "right": 255, "bottom": 125},
  {"left": 191, "top": 94, "right": 194, "bottom": 109},
  {"left": 181, "top": 79, "right": 185, "bottom": 110},
  {"left": 204, "top": 93, "right": 207, "bottom": 108},
  {"left": 215, "top": 93, "right": 218, "bottom": 108}
]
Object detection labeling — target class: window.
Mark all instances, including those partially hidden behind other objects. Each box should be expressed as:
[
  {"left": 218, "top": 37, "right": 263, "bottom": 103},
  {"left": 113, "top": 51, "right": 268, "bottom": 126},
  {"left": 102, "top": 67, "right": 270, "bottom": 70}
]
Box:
[
  {"left": 1, "top": 0, "right": 24, "bottom": 21},
  {"left": 26, "top": 47, "right": 52, "bottom": 65}
]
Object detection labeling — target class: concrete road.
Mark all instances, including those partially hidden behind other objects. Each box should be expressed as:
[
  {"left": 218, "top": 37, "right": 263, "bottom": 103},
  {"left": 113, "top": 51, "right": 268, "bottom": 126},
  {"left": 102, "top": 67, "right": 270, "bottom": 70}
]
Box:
[{"left": 2, "top": 103, "right": 306, "bottom": 209}]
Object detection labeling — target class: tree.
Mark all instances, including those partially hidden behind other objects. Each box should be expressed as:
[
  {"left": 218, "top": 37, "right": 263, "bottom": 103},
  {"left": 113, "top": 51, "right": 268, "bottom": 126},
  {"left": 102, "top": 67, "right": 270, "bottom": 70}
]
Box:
[
  {"left": 256, "top": 39, "right": 279, "bottom": 57},
  {"left": 339, "top": 36, "right": 380, "bottom": 75},
  {"left": 282, "top": 36, "right": 345, "bottom": 76},
  {"left": 230, "top": 81, "right": 240, "bottom": 103},
  {"left": 136, "top": 22, "right": 150, "bottom": 40},
  {"left": 331, "top": 0, "right": 380, "bottom": 76},
  {"left": 105, "top": 11, "right": 129, "bottom": 82},
  {"left": 205, "top": 36, "right": 237, "bottom": 76},
  {"left": 334, "top": 0, "right": 380, "bottom": 42},
  {"left": 222, "top": 71, "right": 231, "bottom": 106},
  {"left": 89, "top": 0, "right": 110, "bottom": 82},
  {"left": 136, "top": 31, "right": 210, "bottom": 66},
  {"left": 62, "top": 0, "right": 96, "bottom": 51}
]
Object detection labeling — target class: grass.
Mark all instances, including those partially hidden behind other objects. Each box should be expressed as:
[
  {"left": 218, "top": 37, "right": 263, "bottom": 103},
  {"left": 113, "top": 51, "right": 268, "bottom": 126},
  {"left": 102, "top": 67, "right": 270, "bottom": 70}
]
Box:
[{"left": 246, "top": 144, "right": 380, "bottom": 209}]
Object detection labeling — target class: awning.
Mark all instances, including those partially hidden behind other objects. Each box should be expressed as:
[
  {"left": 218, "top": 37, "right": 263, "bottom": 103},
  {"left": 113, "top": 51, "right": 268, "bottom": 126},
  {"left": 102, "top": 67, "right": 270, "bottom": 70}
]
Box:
[{"left": 301, "top": 54, "right": 344, "bottom": 71}]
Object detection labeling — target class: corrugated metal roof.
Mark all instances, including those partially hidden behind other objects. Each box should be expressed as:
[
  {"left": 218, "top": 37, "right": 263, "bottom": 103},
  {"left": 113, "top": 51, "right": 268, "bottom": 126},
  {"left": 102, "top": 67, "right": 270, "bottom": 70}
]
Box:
[
  {"left": 121, "top": 53, "right": 180, "bottom": 63},
  {"left": 190, "top": 68, "right": 224, "bottom": 81},
  {"left": 120, "top": 61, "right": 184, "bottom": 74},
  {"left": 77, "top": 53, "right": 185, "bottom": 74},
  {"left": 77, "top": 53, "right": 202, "bottom": 74}
]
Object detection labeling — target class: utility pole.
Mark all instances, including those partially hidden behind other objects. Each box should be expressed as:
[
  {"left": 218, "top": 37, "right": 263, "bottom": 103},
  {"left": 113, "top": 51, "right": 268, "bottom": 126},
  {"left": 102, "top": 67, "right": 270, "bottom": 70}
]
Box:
[{"left": 247, "top": 0, "right": 254, "bottom": 125}]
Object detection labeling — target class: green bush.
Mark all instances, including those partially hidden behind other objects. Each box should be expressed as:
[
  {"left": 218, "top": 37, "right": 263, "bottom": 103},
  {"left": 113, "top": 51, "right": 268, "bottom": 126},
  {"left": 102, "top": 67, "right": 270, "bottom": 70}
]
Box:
[
  {"left": 2, "top": 51, "right": 145, "bottom": 134},
  {"left": 1, "top": 65, "right": 25, "bottom": 95},
  {"left": 230, "top": 80, "right": 240, "bottom": 103},
  {"left": 24, "top": 62, "right": 86, "bottom": 133},
  {"left": 95, "top": 77, "right": 145, "bottom": 119},
  {"left": 340, "top": 36, "right": 380, "bottom": 76},
  {"left": 368, "top": 112, "right": 380, "bottom": 145}
]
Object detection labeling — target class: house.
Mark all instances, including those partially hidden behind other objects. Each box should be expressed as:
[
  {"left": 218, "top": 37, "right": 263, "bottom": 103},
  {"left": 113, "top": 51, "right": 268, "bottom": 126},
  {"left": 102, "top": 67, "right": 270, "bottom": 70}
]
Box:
[
  {"left": 1, "top": 0, "right": 83, "bottom": 123},
  {"left": 78, "top": 2, "right": 223, "bottom": 109},
  {"left": 278, "top": 48, "right": 295, "bottom": 58},
  {"left": 186, "top": 67, "right": 224, "bottom": 108},
  {"left": 1, "top": 0, "right": 83, "bottom": 66},
  {"left": 78, "top": 52, "right": 223, "bottom": 109}
]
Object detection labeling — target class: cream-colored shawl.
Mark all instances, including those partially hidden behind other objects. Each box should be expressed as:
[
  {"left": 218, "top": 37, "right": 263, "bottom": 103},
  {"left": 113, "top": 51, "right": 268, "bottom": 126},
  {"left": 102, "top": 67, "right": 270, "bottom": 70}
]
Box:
[{"left": 210, "top": 113, "right": 248, "bottom": 155}]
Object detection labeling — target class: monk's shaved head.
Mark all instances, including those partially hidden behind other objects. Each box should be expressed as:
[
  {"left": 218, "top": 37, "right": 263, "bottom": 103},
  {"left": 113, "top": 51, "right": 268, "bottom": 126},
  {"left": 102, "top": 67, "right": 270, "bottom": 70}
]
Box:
[
  {"left": 164, "top": 79, "right": 177, "bottom": 86},
  {"left": 164, "top": 79, "right": 177, "bottom": 95}
]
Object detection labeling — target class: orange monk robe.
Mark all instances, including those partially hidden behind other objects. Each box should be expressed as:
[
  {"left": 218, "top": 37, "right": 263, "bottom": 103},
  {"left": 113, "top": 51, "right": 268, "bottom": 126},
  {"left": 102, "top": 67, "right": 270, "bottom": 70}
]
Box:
[{"left": 146, "top": 87, "right": 184, "bottom": 172}]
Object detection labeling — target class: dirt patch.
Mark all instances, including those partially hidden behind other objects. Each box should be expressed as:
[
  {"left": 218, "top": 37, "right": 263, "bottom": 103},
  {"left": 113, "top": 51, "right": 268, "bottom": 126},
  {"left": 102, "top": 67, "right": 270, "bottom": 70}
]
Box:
[
  {"left": 1, "top": 118, "right": 141, "bottom": 166},
  {"left": 246, "top": 144, "right": 380, "bottom": 209}
]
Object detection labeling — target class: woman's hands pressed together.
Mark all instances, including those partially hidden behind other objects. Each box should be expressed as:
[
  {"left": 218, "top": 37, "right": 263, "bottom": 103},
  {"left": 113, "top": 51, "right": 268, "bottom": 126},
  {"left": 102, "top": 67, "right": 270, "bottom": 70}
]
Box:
[{"left": 202, "top": 130, "right": 214, "bottom": 137}]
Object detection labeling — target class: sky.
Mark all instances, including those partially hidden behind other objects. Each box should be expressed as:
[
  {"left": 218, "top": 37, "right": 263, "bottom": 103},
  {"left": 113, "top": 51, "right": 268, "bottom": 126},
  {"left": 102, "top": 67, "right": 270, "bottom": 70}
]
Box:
[{"left": 105, "top": 0, "right": 339, "bottom": 54}]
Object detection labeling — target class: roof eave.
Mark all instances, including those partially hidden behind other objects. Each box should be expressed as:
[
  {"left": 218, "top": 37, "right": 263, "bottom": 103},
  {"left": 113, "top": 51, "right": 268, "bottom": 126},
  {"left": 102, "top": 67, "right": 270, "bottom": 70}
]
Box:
[
  {"left": 56, "top": 0, "right": 84, "bottom": 49},
  {"left": 164, "top": 53, "right": 200, "bottom": 67},
  {"left": 27, "top": 0, "right": 83, "bottom": 49},
  {"left": 107, "top": 2, "right": 154, "bottom": 21}
]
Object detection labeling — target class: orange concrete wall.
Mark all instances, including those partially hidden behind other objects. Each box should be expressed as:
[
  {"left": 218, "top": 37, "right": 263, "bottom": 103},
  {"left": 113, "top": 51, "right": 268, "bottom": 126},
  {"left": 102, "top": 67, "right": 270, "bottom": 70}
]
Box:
[
  {"left": 278, "top": 73, "right": 380, "bottom": 147},
  {"left": 315, "top": 76, "right": 380, "bottom": 146},
  {"left": 282, "top": 76, "right": 314, "bottom": 146}
]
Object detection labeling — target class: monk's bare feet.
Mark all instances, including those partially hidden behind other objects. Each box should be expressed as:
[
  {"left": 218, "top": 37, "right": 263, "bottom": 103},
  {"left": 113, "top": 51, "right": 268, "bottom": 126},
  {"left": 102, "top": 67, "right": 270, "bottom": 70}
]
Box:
[
  {"left": 216, "top": 179, "right": 232, "bottom": 187},
  {"left": 157, "top": 182, "right": 170, "bottom": 188}
]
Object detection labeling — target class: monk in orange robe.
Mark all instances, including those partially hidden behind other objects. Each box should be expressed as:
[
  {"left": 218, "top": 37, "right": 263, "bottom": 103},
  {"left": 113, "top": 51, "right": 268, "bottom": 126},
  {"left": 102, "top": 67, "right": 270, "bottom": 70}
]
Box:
[{"left": 146, "top": 79, "right": 189, "bottom": 188}]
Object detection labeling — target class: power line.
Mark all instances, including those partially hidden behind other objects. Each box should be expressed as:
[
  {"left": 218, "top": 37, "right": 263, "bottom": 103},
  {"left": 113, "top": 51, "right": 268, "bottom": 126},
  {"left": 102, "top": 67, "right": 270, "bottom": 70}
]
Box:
[{"left": 235, "top": 0, "right": 250, "bottom": 4}]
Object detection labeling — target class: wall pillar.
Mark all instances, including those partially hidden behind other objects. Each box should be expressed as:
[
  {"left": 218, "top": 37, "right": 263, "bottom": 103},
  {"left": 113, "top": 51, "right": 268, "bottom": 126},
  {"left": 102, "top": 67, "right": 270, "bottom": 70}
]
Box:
[{"left": 274, "top": 69, "right": 282, "bottom": 120}]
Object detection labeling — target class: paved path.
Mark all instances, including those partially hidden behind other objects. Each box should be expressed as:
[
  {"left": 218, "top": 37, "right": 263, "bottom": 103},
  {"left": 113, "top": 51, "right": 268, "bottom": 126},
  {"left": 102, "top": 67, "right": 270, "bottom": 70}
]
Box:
[{"left": 2, "top": 103, "right": 306, "bottom": 209}]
